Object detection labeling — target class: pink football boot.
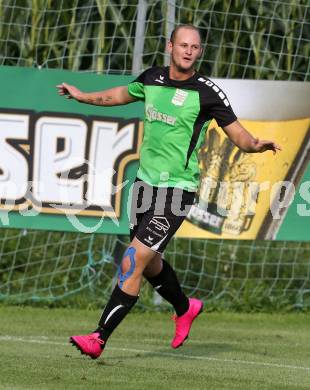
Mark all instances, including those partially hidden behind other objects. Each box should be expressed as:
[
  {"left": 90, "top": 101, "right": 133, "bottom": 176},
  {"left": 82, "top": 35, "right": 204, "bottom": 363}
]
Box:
[
  {"left": 70, "top": 332, "right": 104, "bottom": 359},
  {"left": 171, "top": 298, "right": 203, "bottom": 349}
]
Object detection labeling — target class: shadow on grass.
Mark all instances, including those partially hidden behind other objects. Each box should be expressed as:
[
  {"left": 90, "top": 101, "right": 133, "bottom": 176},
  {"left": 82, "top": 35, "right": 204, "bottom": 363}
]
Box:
[{"left": 100, "top": 341, "right": 235, "bottom": 362}]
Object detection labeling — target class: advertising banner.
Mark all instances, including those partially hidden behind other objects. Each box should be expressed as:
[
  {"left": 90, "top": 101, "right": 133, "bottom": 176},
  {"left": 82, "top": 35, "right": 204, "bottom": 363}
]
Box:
[
  {"left": 0, "top": 66, "right": 309, "bottom": 240},
  {"left": 0, "top": 66, "right": 142, "bottom": 234},
  {"left": 180, "top": 118, "right": 309, "bottom": 240}
]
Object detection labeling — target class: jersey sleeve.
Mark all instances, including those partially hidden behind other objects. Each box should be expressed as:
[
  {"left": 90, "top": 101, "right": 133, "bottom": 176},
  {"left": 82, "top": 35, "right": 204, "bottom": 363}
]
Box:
[
  {"left": 202, "top": 83, "right": 237, "bottom": 127},
  {"left": 127, "top": 69, "right": 149, "bottom": 101}
]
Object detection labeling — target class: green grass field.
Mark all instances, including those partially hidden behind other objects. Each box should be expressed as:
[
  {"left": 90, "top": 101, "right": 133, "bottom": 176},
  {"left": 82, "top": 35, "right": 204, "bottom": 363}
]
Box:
[{"left": 0, "top": 306, "right": 309, "bottom": 390}]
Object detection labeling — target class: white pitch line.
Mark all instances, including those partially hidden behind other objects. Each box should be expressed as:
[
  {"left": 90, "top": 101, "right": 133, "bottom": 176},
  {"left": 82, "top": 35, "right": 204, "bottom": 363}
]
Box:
[
  {"left": 0, "top": 335, "right": 309, "bottom": 372},
  {"left": 142, "top": 338, "right": 307, "bottom": 348},
  {"left": 4, "top": 334, "right": 308, "bottom": 348}
]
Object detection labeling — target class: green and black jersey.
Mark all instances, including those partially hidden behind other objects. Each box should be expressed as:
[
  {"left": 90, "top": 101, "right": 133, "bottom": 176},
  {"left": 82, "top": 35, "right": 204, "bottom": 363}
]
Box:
[{"left": 128, "top": 66, "right": 237, "bottom": 191}]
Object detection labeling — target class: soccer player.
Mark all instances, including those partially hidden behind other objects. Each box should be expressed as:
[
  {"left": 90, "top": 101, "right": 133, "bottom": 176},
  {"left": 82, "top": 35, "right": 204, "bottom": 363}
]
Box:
[{"left": 57, "top": 24, "right": 281, "bottom": 359}]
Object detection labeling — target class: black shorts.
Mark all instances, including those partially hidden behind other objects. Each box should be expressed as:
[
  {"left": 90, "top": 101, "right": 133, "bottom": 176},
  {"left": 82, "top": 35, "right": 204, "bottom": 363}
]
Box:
[{"left": 129, "top": 178, "right": 195, "bottom": 253}]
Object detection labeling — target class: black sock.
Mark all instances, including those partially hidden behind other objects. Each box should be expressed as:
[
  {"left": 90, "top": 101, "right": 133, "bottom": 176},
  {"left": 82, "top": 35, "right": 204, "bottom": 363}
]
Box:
[
  {"left": 145, "top": 259, "right": 189, "bottom": 316},
  {"left": 96, "top": 285, "right": 138, "bottom": 347}
]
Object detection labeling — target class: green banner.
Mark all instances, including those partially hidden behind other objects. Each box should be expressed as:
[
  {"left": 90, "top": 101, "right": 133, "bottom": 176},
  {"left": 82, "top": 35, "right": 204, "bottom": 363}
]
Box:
[
  {"left": 277, "top": 164, "right": 310, "bottom": 240},
  {"left": 0, "top": 66, "right": 144, "bottom": 234}
]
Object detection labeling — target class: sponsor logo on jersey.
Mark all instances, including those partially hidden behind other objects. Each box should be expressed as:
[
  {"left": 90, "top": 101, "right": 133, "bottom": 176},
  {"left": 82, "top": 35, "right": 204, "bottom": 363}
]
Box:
[
  {"left": 171, "top": 89, "right": 188, "bottom": 106},
  {"left": 146, "top": 104, "right": 176, "bottom": 126},
  {"left": 149, "top": 216, "right": 170, "bottom": 234}
]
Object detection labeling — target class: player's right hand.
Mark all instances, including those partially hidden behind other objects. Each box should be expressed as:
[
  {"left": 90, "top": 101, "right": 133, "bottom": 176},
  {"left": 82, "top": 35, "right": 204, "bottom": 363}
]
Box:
[{"left": 56, "top": 82, "right": 82, "bottom": 101}]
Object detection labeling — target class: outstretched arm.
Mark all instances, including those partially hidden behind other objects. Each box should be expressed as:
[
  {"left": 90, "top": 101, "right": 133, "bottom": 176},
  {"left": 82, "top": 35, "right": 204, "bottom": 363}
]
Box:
[
  {"left": 56, "top": 83, "right": 136, "bottom": 106},
  {"left": 223, "top": 120, "right": 282, "bottom": 154}
]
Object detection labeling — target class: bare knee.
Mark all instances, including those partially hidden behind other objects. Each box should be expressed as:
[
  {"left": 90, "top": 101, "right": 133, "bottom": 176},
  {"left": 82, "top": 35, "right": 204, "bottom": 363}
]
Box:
[{"left": 118, "top": 238, "right": 157, "bottom": 287}]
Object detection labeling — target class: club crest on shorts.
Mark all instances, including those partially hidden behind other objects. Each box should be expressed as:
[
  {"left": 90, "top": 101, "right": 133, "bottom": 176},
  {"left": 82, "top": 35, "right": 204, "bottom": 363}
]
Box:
[
  {"left": 171, "top": 89, "right": 188, "bottom": 106},
  {"left": 150, "top": 216, "right": 170, "bottom": 233}
]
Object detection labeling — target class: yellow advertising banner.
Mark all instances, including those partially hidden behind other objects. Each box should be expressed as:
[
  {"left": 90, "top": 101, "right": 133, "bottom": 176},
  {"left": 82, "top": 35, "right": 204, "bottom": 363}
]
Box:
[{"left": 178, "top": 117, "right": 310, "bottom": 239}]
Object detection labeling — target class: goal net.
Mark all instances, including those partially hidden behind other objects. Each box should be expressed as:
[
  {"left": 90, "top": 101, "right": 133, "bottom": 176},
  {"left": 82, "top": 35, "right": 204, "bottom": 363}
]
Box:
[
  {"left": 1, "top": 0, "right": 308, "bottom": 80},
  {"left": 1, "top": 229, "right": 309, "bottom": 310},
  {"left": 0, "top": 0, "right": 309, "bottom": 310}
]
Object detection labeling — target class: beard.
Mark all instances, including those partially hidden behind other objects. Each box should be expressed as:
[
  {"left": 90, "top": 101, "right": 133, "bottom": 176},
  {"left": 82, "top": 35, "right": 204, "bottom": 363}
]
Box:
[{"left": 171, "top": 55, "right": 196, "bottom": 73}]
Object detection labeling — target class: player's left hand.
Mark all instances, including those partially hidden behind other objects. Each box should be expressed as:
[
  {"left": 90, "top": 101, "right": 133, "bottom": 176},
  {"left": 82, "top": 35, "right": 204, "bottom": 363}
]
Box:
[{"left": 252, "top": 138, "right": 282, "bottom": 154}]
